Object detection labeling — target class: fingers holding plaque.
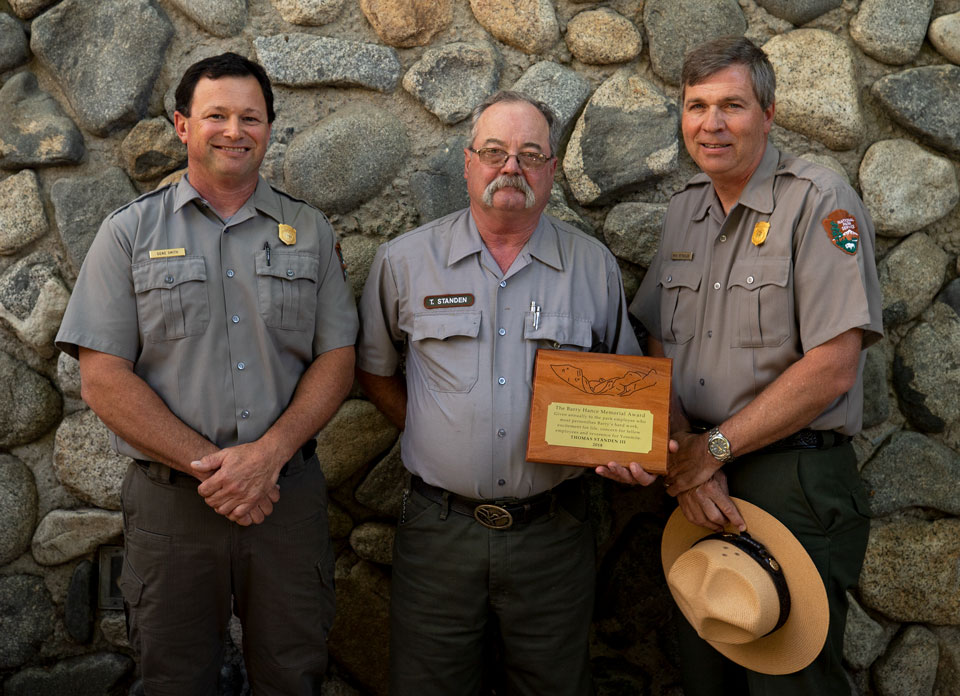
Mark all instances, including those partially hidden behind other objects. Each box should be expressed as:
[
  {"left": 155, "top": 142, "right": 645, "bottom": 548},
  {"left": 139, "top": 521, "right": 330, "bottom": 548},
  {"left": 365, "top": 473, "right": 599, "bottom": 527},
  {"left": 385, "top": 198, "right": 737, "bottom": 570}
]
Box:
[{"left": 526, "top": 350, "right": 671, "bottom": 475}]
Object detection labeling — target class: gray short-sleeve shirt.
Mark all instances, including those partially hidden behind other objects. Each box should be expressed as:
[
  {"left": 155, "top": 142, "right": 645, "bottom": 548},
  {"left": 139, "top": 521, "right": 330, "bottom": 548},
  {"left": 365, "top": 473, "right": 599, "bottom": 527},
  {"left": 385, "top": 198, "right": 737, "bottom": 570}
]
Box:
[
  {"left": 56, "top": 176, "right": 359, "bottom": 458},
  {"left": 357, "top": 209, "right": 640, "bottom": 499},
  {"left": 631, "top": 145, "right": 883, "bottom": 434}
]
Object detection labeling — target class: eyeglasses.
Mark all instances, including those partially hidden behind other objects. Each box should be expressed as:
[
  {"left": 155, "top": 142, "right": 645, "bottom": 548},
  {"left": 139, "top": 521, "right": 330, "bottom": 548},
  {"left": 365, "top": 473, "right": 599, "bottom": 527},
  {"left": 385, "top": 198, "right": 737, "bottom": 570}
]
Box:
[{"left": 468, "top": 147, "right": 553, "bottom": 170}]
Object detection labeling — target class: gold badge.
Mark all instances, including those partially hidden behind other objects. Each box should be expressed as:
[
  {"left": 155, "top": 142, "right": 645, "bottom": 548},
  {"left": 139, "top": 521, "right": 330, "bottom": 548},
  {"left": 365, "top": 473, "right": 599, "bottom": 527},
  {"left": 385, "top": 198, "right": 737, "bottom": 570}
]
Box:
[
  {"left": 671, "top": 251, "right": 694, "bottom": 261},
  {"left": 148, "top": 248, "right": 186, "bottom": 258},
  {"left": 278, "top": 224, "right": 296, "bottom": 246},
  {"left": 751, "top": 221, "right": 770, "bottom": 246}
]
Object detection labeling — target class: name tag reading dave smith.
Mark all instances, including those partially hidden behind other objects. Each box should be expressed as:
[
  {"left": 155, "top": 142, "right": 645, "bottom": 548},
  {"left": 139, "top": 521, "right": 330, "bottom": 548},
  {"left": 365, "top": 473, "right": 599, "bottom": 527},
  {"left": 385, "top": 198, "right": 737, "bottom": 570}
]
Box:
[{"left": 526, "top": 350, "right": 671, "bottom": 474}]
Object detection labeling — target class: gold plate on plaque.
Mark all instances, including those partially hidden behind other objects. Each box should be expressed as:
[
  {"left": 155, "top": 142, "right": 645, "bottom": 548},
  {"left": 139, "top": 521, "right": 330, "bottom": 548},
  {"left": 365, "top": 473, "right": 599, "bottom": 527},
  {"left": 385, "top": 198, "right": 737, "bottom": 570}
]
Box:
[{"left": 526, "top": 350, "right": 671, "bottom": 474}]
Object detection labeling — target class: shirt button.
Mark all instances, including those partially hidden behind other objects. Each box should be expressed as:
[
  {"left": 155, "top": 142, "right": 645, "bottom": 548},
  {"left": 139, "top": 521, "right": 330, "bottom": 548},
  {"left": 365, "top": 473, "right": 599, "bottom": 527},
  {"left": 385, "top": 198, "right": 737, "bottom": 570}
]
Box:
[
  {"left": 713, "top": 282, "right": 721, "bottom": 290},
  {"left": 497, "top": 428, "right": 506, "bottom": 438},
  {"left": 237, "top": 362, "right": 245, "bottom": 370},
  {"left": 240, "top": 409, "right": 249, "bottom": 419},
  {"left": 286, "top": 269, "right": 294, "bottom": 277},
  {"left": 498, "top": 328, "right": 506, "bottom": 336},
  {"left": 231, "top": 315, "right": 240, "bottom": 323},
  {"left": 699, "top": 378, "right": 705, "bottom": 386},
  {"left": 719, "top": 234, "right": 727, "bottom": 242},
  {"left": 666, "top": 275, "right": 672, "bottom": 282},
  {"left": 747, "top": 275, "right": 755, "bottom": 284},
  {"left": 498, "top": 377, "right": 506, "bottom": 385},
  {"left": 498, "top": 478, "right": 506, "bottom": 486},
  {"left": 226, "top": 269, "right": 235, "bottom": 278},
  {"left": 164, "top": 275, "right": 174, "bottom": 284},
  {"left": 707, "top": 330, "right": 713, "bottom": 338},
  {"left": 499, "top": 280, "right": 507, "bottom": 288}
]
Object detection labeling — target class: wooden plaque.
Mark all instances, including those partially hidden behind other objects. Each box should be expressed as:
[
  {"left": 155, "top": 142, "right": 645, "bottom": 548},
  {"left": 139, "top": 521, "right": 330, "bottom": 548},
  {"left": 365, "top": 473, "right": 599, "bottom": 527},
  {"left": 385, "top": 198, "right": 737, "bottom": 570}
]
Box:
[{"left": 526, "top": 350, "right": 671, "bottom": 474}]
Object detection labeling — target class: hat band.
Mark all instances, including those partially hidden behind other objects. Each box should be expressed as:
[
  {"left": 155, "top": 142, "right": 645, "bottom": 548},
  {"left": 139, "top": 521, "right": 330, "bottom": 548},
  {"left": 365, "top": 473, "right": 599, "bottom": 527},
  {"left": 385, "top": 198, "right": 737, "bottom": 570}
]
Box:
[{"left": 693, "top": 531, "right": 791, "bottom": 636}]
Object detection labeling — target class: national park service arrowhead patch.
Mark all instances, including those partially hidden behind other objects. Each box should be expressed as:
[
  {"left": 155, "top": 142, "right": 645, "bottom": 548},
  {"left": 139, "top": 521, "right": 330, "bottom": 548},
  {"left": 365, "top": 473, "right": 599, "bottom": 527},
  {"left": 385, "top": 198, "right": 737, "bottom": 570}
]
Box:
[{"left": 822, "top": 209, "right": 859, "bottom": 255}]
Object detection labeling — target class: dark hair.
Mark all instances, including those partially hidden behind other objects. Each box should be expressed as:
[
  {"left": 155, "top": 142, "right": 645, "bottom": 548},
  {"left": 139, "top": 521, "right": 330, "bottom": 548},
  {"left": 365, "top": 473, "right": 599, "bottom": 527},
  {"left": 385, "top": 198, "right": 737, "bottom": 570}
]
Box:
[
  {"left": 680, "top": 36, "right": 776, "bottom": 110},
  {"left": 469, "top": 90, "right": 559, "bottom": 158},
  {"left": 175, "top": 52, "right": 275, "bottom": 123}
]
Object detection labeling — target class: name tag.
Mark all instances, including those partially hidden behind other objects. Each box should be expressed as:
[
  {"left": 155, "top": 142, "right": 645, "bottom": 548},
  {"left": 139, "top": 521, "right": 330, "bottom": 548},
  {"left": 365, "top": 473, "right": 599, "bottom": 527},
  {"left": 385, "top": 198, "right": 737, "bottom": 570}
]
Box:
[
  {"left": 149, "top": 248, "right": 186, "bottom": 258},
  {"left": 671, "top": 251, "right": 694, "bottom": 261},
  {"left": 424, "top": 293, "right": 475, "bottom": 308}
]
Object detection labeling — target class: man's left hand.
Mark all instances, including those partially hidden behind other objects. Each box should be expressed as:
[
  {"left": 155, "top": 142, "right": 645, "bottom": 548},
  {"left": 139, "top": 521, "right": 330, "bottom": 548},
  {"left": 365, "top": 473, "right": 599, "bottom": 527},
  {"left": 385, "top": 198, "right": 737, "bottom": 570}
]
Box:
[
  {"left": 192, "top": 442, "right": 285, "bottom": 522},
  {"left": 595, "top": 461, "right": 659, "bottom": 486},
  {"left": 664, "top": 430, "right": 721, "bottom": 496}
]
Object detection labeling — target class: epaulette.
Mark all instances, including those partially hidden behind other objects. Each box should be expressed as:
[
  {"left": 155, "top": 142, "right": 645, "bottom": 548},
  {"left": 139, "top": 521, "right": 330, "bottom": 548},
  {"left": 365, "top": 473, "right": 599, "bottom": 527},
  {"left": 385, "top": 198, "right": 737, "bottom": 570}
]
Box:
[{"left": 106, "top": 181, "right": 176, "bottom": 220}]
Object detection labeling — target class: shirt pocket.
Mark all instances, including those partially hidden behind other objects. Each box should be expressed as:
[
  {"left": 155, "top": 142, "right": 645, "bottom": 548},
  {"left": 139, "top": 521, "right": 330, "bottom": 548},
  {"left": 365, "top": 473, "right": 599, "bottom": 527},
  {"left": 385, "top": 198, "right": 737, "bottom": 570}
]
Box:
[
  {"left": 659, "top": 264, "right": 701, "bottom": 345},
  {"left": 411, "top": 310, "right": 481, "bottom": 393},
  {"left": 132, "top": 256, "right": 209, "bottom": 342},
  {"left": 256, "top": 251, "right": 320, "bottom": 331},
  {"left": 523, "top": 313, "right": 594, "bottom": 388},
  {"left": 728, "top": 257, "right": 792, "bottom": 348}
]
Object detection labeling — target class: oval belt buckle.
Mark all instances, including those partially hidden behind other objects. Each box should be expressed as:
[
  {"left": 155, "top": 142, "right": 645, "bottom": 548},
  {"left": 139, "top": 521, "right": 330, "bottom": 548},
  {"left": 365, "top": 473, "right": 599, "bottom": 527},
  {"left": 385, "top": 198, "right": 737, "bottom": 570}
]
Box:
[{"left": 474, "top": 504, "right": 513, "bottom": 530}]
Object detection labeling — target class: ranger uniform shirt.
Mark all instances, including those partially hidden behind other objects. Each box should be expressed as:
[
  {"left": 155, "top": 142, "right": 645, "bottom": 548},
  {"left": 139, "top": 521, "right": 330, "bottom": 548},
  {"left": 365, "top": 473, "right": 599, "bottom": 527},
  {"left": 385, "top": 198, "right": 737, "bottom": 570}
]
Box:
[
  {"left": 358, "top": 209, "right": 640, "bottom": 499},
  {"left": 630, "top": 145, "right": 883, "bottom": 434},
  {"left": 56, "top": 175, "right": 358, "bottom": 459}
]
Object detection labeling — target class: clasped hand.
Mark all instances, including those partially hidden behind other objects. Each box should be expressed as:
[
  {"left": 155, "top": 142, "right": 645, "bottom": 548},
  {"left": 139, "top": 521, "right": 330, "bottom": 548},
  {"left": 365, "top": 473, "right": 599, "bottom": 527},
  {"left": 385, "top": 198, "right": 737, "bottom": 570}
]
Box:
[{"left": 191, "top": 442, "right": 283, "bottom": 526}]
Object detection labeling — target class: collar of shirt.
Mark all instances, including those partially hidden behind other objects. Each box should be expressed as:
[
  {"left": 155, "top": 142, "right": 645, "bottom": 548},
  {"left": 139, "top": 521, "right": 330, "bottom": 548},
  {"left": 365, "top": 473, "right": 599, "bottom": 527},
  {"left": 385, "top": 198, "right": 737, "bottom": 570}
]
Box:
[
  {"left": 446, "top": 211, "right": 565, "bottom": 272},
  {"left": 687, "top": 144, "right": 781, "bottom": 223},
  {"left": 172, "top": 175, "right": 285, "bottom": 226}
]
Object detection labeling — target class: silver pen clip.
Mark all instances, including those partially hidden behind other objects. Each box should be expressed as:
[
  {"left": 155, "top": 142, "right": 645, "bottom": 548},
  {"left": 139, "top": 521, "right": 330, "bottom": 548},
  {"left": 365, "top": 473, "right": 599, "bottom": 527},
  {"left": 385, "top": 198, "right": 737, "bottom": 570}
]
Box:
[{"left": 534, "top": 304, "right": 541, "bottom": 330}]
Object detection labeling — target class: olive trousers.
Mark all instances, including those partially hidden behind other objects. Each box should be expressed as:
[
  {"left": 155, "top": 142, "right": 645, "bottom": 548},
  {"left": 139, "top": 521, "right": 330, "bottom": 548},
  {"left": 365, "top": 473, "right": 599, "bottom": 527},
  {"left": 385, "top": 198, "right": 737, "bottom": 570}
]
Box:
[
  {"left": 677, "top": 443, "right": 871, "bottom": 696},
  {"left": 389, "top": 482, "right": 596, "bottom": 696},
  {"left": 119, "top": 454, "right": 335, "bottom": 696}
]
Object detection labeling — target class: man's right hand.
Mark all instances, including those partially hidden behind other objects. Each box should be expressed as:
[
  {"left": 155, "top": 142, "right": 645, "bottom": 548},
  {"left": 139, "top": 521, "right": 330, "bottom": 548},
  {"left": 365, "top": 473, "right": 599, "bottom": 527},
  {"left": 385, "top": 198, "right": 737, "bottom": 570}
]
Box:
[{"left": 675, "top": 470, "right": 746, "bottom": 532}]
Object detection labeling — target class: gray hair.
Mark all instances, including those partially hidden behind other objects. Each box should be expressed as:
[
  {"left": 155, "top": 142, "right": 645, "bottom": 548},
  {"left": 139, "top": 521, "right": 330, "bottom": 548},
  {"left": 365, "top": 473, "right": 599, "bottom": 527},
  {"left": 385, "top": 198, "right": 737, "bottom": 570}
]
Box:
[
  {"left": 680, "top": 36, "right": 776, "bottom": 110},
  {"left": 469, "top": 90, "right": 560, "bottom": 158}
]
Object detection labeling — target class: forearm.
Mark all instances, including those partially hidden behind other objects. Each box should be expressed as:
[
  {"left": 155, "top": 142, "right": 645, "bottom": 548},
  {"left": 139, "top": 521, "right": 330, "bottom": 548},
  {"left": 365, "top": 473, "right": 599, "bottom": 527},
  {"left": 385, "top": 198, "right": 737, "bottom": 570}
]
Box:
[
  {"left": 356, "top": 367, "right": 406, "bottom": 430},
  {"left": 718, "top": 329, "right": 863, "bottom": 457},
  {"left": 78, "top": 347, "right": 217, "bottom": 475},
  {"left": 256, "top": 345, "right": 356, "bottom": 473}
]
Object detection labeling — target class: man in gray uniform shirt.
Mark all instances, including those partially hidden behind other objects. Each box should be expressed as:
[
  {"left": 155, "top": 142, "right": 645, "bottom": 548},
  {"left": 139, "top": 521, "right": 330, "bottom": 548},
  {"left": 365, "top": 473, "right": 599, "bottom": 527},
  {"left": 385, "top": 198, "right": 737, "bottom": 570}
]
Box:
[
  {"left": 631, "top": 37, "right": 882, "bottom": 695},
  {"left": 356, "top": 91, "right": 653, "bottom": 695},
  {"left": 56, "top": 53, "right": 357, "bottom": 695}
]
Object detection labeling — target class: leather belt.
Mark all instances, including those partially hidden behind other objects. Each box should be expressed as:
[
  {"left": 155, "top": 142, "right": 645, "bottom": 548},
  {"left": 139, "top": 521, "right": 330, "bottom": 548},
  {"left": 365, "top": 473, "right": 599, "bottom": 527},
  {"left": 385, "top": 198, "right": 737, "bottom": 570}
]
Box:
[
  {"left": 135, "top": 439, "right": 317, "bottom": 484},
  {"left": 410, "top": 476, "right": 578, "bottom": 530},
  {"left": 759, "top": 429, "right": 851, "bottom": 454}
]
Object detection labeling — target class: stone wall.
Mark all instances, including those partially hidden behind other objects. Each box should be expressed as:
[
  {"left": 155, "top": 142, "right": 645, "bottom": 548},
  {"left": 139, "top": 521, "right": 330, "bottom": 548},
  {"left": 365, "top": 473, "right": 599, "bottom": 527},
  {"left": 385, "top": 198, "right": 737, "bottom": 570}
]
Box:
[{"left": 1, "top": 0, "right": 959, "bottom": 693}]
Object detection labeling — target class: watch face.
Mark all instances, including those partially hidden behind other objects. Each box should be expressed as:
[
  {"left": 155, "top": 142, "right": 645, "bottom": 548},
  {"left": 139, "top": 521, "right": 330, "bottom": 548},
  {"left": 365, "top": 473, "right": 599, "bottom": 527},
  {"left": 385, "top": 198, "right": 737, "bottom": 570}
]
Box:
[{"left": 708, "top": 432, "right": 731, "bottom": 460}]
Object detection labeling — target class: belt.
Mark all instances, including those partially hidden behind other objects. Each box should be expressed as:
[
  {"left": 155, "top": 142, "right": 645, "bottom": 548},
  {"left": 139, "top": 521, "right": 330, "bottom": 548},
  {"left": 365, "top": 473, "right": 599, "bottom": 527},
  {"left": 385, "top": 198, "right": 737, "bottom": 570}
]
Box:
[
  {"left": 759, "top": 429, "right": 851, "bottom": 453},
  {"left": 136, "top": 438, "right": 317, "bottom": 484},
  {"left": 410, "top": 476, "right": 578, "bottom": 530}
]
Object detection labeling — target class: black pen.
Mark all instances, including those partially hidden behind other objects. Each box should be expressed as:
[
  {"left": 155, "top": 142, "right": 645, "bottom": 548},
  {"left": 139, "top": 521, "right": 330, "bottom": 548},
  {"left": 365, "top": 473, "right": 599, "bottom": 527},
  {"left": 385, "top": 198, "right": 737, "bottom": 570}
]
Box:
[{"left": 263, "top": 241, "right": 271, "bottom": 266}]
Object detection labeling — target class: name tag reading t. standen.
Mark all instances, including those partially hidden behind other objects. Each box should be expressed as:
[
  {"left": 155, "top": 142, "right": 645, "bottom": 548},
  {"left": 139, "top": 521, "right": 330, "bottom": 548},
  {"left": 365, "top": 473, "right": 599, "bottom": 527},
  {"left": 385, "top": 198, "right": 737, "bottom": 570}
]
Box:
[{"left": 526, "top": 350, "right": 671, "bottom": 474}]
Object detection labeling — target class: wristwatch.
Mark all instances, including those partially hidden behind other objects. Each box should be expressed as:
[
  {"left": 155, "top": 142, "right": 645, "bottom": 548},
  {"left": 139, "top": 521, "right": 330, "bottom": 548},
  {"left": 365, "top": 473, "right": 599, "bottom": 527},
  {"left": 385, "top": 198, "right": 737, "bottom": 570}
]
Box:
[{"left": 706, "top": 427, "right": 734, "bottom": 463}]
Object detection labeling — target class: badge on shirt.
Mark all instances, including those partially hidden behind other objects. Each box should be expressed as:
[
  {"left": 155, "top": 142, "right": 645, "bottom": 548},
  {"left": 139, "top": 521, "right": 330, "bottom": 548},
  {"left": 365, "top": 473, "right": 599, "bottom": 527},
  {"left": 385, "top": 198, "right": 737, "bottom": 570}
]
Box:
[
  {"left": 148, "top": 248, "right": 186, "bottom": 258},
  {"left": 751, "top": 222, "right": 770, "bottom": 246},
  {"left": 671, "top": 251, "right": 694, "bottom": 261},
  {"left": 822, "top": 209, "right": 859, "bottom": 255},
  {"left": 424, "top": 294, "right": 475, "bottom": 308},
  {"left": 278, "top": 224, "right": 296, "bottom": 246}
]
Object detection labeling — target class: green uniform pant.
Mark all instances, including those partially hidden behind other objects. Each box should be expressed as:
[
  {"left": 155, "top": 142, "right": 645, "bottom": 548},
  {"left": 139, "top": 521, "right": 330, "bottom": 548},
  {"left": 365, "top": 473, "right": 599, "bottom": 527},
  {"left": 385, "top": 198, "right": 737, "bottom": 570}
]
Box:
[
  {"left": 389, "top": 482, "right": 596, "bottom": 696},
  {"left": 119, "top": 454, "right": 336, "bottom": 696},
  {"left": 677, "top": 443, "right": 870, "bottom": 696}
]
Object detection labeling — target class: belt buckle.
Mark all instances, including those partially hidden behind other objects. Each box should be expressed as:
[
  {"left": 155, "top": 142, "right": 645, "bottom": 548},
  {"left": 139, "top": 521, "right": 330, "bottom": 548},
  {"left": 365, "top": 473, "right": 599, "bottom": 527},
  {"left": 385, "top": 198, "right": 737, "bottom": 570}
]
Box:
[{"left": 474, "top": 504, "right": 513, "bottom": 530}]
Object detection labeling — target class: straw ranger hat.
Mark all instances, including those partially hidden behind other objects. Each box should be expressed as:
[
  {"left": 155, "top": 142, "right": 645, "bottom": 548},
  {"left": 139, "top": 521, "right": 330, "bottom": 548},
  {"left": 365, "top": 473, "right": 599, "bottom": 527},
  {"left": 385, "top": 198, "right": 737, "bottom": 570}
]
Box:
[{"left": 660, "top": 497, "right": 829, "bottom": 675}]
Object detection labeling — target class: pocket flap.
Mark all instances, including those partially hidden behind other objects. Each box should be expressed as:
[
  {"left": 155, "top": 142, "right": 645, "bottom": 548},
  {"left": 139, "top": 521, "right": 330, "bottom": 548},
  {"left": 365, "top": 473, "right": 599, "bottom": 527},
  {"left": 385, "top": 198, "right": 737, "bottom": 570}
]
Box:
[
  {"left": 256, "top": 252, "right": 320, "bottom": 282},
  {"left": 660, "top": 264, "right": 702, "bottom": 291},
  {"left": 118, "top": 556, "right": 144, "bottom": 606},
  {"left": 132, "top": 256, "right": 206, "bottom": 292},
  {"left": 412, "top": 311, "right": 481, "bottom": 341},
  {"left": 728, "top": 258, "right": 790, "bottom": 290},
  {"left": 523, "top": 314, "right": 592, "bottom": 347}
]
